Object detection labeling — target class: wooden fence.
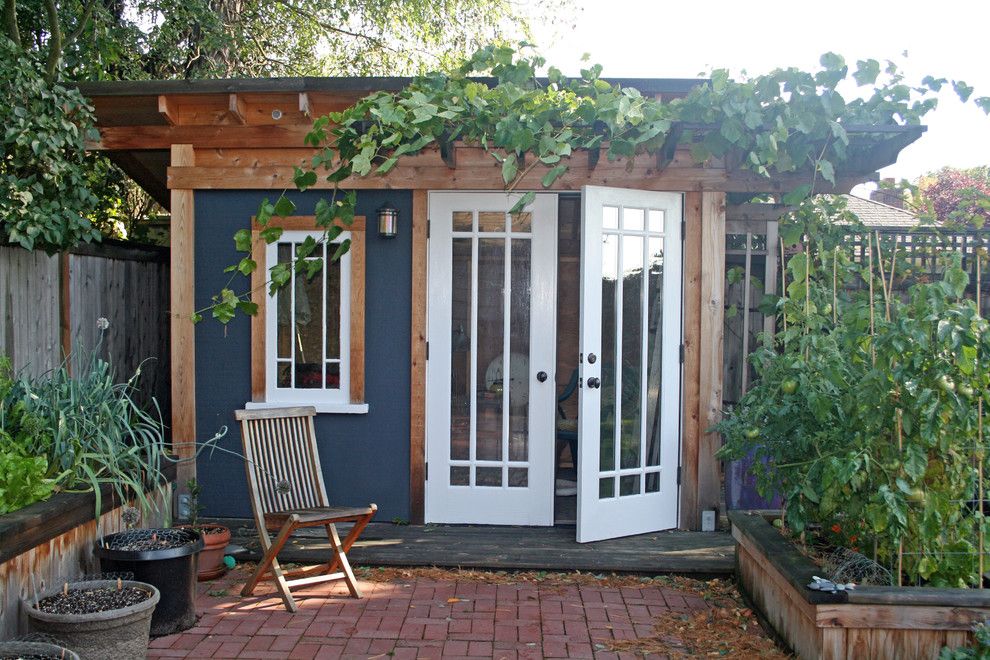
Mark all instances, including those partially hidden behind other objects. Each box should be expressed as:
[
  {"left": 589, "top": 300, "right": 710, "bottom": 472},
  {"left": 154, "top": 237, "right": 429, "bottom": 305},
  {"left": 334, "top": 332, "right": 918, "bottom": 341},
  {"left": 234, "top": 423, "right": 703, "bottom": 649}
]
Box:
[{"left": 0, "top": 241, "right": 170, "bottom": 421}]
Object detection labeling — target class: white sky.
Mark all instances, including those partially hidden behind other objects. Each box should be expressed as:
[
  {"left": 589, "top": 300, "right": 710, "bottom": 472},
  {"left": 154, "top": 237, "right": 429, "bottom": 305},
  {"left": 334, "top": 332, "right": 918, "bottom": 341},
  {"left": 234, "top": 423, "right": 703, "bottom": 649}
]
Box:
[{"left": 533, "top": 0, "right": 990, "bottom": 191}]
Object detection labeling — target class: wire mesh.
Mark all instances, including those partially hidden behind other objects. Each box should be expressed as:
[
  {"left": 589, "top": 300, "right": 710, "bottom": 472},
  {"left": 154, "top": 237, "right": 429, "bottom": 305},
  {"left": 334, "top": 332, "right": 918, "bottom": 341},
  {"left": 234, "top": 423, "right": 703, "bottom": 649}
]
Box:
[{"left": 821, "top": 547, "right": 892, "bottom": 586}]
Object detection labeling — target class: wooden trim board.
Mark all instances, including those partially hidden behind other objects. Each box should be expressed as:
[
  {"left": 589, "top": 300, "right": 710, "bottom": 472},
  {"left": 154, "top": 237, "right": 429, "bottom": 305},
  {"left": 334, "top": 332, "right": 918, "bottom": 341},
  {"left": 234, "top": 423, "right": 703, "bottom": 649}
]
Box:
[
  {"left": 679, "top": 192, "right": 703, "bottom": 529},
  {"left": 409, "top": 190, "right": 428, "bottom": 524},
  {"left": 697, "top": 192, "right": 725, "bottom": 514}
]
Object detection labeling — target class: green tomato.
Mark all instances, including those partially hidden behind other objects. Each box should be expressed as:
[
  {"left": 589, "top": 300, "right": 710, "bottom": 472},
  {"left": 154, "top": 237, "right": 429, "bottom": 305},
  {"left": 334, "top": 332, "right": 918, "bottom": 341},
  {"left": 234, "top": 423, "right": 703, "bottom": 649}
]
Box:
[
  {"left": 744, "top": 427, "right": 761, "bottom": 440},
  {"left": 772, "top": 518, "right": 784, "bottom": 528},
  {"left": 907, "top": 488, "right": 926, "bottom": 504},
  {"left": 958, "top": 384, "right": 975, "bottom": 399},
  {"left": 937, "top": 375, "right": 956, "bottom": 393},
  {"left": 781, "top": 379, "right": 799, "bottom": 395}
]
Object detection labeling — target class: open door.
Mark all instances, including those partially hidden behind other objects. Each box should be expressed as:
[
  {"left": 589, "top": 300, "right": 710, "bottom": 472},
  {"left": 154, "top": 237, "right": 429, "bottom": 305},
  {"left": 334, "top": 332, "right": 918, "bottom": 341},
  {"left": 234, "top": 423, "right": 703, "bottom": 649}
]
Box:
[{"left": 577, "top": 186, "right": 682, "bottom": 542}]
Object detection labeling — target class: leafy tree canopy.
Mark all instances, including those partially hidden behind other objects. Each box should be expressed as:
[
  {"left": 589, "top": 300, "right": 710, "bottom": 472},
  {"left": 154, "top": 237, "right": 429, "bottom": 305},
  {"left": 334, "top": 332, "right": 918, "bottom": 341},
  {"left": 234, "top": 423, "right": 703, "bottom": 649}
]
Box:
[{"left": 917, "top": 166, "right": 990, "bottom": 229}]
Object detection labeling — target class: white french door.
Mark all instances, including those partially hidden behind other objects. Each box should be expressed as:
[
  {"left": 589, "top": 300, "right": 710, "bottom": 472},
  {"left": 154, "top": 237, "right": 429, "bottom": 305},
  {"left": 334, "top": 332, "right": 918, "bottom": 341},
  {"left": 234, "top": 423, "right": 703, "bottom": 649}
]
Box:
[
  {"left": 577, "top": 186, "right": 683, "bottom": 542},
  {"left": 425, "top": 192, "right": 557, "bottom": 525}
]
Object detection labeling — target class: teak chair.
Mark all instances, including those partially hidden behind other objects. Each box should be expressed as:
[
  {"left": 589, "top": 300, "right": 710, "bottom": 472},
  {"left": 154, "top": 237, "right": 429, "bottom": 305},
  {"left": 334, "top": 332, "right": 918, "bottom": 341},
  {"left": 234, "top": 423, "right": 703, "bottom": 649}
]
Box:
[{"left": 235, "top": 406, "right": 377, "bottom": 612}]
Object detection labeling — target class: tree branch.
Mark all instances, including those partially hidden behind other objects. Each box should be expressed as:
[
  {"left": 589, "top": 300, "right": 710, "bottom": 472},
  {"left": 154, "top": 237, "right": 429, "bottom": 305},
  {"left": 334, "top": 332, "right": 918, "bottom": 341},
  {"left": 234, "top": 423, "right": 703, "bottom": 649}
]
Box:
[
  {"left": 64, "top": 0, "right": 96, "bottom": 50},
  {"left": 270, "top": 0, "right": 396, "bottom": 53},
  {"left": 2, "top": 0, "right": 20, "bottom": 47},
  {"left": 42, "top": 0, "right": 62, "bottom": 82}
]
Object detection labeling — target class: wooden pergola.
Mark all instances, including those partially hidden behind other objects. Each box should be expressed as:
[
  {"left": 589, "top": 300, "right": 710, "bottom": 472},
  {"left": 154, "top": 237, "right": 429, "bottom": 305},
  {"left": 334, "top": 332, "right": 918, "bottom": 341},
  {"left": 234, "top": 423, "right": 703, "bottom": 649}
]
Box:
[{"left": 79, "top": 77, "right": 924, "bottom": 528}]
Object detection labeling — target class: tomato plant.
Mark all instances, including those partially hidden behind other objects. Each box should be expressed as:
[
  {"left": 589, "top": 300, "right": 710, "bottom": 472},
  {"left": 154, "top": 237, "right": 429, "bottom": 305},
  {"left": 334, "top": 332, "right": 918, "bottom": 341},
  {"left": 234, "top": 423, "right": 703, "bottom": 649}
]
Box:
[{"left": 718, "top": 196, "right": 990, "bottom": 587}]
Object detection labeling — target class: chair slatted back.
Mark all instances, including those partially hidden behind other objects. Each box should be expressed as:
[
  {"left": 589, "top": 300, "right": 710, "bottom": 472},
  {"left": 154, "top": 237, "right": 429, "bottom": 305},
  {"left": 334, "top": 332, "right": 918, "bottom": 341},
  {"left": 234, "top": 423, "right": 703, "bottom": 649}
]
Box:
[{"left": 235, "top": 407, "right": 329, "bottom": 525}]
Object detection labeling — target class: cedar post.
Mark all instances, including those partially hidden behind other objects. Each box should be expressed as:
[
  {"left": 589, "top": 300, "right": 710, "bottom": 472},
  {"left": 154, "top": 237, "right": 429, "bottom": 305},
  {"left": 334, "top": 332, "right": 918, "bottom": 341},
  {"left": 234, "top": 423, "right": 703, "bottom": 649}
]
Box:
[
  {"left": 409, "top": 190, "right": 428, "bottom": 523},
  {"left": 170, "top": 144, "right": 196, "bottom": 488}
]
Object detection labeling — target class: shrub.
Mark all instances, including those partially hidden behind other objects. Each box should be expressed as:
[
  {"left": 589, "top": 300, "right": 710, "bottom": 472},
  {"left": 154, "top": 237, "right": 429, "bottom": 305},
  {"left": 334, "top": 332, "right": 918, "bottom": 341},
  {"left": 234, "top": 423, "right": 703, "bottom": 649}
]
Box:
[{"left": 718, "top": 196, "right": 990, "bottom": 587}]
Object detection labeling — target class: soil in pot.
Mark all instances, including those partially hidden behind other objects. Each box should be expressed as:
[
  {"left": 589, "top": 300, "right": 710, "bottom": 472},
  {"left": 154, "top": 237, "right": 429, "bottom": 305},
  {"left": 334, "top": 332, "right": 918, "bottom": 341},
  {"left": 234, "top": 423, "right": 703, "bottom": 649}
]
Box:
[
  {"left": 94, "top": 528, "right": 203, "bottom": 637},
  {"left": 177, "top": 524, "right": 231, "bottom": 581},
  {"left": 23, "top": 580, "right": 159, "bottom": 660}
]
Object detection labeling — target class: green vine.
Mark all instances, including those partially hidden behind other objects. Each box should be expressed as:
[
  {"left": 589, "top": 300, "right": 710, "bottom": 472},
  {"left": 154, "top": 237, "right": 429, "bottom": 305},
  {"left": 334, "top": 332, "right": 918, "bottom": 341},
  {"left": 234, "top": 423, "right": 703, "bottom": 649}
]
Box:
[{"left": 204, "top": 44, "right": 989, "bottom": 322}]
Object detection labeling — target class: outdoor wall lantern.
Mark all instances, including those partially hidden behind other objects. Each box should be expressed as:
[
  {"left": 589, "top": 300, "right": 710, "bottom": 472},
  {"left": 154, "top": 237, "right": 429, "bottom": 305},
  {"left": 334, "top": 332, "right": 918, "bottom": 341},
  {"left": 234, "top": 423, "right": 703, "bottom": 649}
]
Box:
[{"left": 377, "top": 202, "right": 399, "bottom": 239}]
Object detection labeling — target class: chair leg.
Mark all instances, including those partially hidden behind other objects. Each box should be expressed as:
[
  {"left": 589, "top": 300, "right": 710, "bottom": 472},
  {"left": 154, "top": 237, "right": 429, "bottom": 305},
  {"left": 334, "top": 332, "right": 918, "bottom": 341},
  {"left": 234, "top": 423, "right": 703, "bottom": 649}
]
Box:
[
  {"left": 325, "top": 523, "right": 361, "bottom": 598},
  {"left": 326, "top": 511, "right": 375, "bottom": 575},
  {"left": 243, "top": 518, "right": 299, "bottom": 612}
]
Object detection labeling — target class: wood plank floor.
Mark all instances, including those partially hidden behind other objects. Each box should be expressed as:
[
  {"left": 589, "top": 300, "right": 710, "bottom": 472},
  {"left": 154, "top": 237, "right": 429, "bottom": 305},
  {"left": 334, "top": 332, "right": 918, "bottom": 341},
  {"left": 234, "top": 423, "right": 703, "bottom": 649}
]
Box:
[{"left": 221, "top": 520, "right": 735, "bottom": 575}]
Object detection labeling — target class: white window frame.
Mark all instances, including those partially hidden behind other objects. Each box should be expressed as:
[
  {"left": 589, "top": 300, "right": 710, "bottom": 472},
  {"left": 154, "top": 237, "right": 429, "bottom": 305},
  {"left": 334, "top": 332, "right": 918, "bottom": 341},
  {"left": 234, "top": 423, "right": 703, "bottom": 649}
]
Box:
[{"left": 246, "top": 224, "right": 368, "bottom": 414}]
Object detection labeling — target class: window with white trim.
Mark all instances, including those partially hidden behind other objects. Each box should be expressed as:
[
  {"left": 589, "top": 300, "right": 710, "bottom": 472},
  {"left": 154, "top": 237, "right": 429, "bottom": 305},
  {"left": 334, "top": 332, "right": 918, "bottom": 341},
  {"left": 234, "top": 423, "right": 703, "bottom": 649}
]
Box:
[
  {"left": 266, "top": 230, "right": 350, "bottom": 404},
  {"left": 249, "top": 216, "right": 367, "bottom": 414}
]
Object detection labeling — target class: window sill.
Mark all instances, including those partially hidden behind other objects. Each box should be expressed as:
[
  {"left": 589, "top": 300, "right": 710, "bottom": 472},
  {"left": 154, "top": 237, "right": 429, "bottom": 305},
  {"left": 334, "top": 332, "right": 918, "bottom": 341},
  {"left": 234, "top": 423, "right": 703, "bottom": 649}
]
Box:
[{"left": 245, "top": 401, "right": 370, "bottom": 415}]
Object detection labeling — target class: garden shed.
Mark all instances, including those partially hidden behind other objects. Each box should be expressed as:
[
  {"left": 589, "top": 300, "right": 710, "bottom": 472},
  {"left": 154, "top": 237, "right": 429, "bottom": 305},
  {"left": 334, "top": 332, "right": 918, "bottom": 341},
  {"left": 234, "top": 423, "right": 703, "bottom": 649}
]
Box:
[{"left": 78, "top": 76, "right": 923, "bottom": 537}]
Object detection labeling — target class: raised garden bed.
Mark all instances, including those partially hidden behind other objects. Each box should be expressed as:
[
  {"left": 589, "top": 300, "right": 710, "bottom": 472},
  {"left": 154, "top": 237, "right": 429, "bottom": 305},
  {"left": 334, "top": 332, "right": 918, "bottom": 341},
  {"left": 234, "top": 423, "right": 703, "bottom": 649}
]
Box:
[
  {"left": 0, "top": 463, "right": 173, "bottom": 639},
  {"left": 730, "top": 510, "right": 990, "bottom": 659}
]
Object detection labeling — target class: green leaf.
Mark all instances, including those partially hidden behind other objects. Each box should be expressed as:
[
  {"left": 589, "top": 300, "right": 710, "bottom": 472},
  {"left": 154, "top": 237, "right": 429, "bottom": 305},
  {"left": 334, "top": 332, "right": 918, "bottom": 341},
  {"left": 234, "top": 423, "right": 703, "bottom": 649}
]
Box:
[
  {"left": 953, "top": 80, "right": 974, "bottom": 103},
  {"left": 818, "top": 159, "right": 836, "bottom": 185},
  {"left": 236, "top": 258, "right": 256, "bottom": 276},
  {"left": 782, "top": 184, "right": 812, "bottom": 207},
  {"left": 541, "top": 165, "right": 567, "bottom": 188},
  {"left": 293, "top": 168, "right": 317, "bottom": 189},
  {"left": 501, "top": 156, "right": 518, "bottom": 184},
  {"left": 509, "top": 191, "right": 535, "bottom": 214},
  {"left": 273, "top": 195, "right": 296, "bottom": 217},
  {"left": 233, "top": 229, "right": 252, "bottom": 252}
]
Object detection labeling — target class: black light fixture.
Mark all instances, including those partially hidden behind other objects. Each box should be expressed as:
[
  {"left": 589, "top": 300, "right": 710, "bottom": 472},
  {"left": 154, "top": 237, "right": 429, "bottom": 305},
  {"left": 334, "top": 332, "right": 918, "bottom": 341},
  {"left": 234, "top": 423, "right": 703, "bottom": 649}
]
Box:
[{"left": 377, "top": 202, "right": 399, "bottom": 239}]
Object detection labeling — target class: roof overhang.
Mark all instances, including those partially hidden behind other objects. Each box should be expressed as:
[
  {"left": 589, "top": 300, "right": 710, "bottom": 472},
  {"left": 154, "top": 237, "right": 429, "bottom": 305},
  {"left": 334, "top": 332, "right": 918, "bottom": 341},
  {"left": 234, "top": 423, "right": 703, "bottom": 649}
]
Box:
[{"left": 77, "top": 77, "right": 926, "bottom": 210}]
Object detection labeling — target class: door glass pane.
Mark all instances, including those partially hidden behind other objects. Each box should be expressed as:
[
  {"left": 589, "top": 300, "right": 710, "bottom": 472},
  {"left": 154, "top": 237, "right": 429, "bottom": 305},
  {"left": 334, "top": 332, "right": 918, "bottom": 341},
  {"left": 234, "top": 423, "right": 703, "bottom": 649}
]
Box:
[
  {"left": 648, "top": 209, "right": 664, "bottom": 233},
  {"left": 646, "top": 238, "right": 664, "bottom": 467},
  {"left": 600, "top": 234, "right": 618, "bottom": 473},
  {"left": 450, "top": 466, "right": 469, "bottom": 486},
  {"left": 599, "top": 477, "right": 614, "bottom": 498},
  {"left": 476, "top": 238, "right": 505, "bottom": 461},
  {"left": 620, "top": 474, "right": 641, "bottom": 496},
  {"left": 509, "top": 239, "right": 531, "bottom": 462},
  {"left": 645, "top": 471, "right": 660, "bottom": 493},
  {"left": 603, "top": 206, "right": 619, "bottom": 229},
  {"left": 620, "top": 235, "right": 643, "bottom": 469},
  {"left": 508, "top": 467, "right": 528, "bottom": 487},
  {"left": 479, "top": 212, "right": 505, "bottom": 232},
  {"left": 453, "top": 211, "right": 473, "bottom": 231},
  {"left": 450, "top": 238, "right": 472, "bottom": 461},
  {"left": 511, "top": 212, "right": 532, "bottom": 232},
  {"left": 276, "top": 244, "right": 292, "bottom": 360},
  {"left": 623, "top": 207, "right": 645, "bottom": 231},
  {"left": 477, "top": 466, "right": 503, "bottom": 487}
]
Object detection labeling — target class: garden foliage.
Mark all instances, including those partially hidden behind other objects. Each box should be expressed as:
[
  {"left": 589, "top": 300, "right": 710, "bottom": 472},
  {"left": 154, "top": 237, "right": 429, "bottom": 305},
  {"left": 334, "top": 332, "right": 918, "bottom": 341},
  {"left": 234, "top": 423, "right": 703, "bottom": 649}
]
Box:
[
  {"left": 718, "top": 196, "right": 990, "bottom": 587},
  {"left": 0, "top": 350, "right": 169, "bottom": 516}
]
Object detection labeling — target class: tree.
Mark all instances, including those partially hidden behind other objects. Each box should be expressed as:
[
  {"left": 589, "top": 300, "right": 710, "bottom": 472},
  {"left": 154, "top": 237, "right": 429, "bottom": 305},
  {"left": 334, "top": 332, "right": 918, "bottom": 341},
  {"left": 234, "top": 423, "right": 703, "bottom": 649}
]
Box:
[
  {"left": 2, "top": 0, "right": 566, "bottom": 81},
  {"left": 917, "top": 166, "right": 990, "bottom": 229}
]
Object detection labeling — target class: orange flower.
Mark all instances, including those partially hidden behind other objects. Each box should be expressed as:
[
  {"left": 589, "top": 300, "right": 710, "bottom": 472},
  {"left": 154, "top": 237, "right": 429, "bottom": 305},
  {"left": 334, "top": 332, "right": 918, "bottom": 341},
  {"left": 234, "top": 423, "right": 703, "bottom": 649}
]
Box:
[
  {"left": 849, "top": 535, "right": 858, "bottom": 543},
  {"left": 831, "top": 524, "right": 842, "bottom": 533}
]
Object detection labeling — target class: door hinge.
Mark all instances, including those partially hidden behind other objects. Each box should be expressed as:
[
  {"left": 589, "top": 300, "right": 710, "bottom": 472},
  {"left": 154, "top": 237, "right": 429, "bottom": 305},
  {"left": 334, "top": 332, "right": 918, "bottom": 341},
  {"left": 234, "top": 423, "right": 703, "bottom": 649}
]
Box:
[
  {"left": 426, "top": 219, "right": 431, "bottom": 239},
  {"left": 679, "top": 343, "right": 685, "bottom": 364},
  {"left": 677, "top": 465, "right": 682, "bottom": 485},
  {"left": 425, "top": 341, "right": 429, "bottom": 360},
  {"left": 425, "top": 462, "right": 428, "bottom": 480},
  {"left": 680, "top": 219, "right": 686, "bottom": 240}
]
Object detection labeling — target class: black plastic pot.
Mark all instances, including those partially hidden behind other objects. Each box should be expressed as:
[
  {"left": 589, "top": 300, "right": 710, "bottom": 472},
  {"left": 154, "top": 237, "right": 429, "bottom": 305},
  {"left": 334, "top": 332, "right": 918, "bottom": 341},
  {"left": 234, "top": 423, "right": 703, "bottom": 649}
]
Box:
[{"left": 94, "top": 528, "right": 203, "bottom": 636}]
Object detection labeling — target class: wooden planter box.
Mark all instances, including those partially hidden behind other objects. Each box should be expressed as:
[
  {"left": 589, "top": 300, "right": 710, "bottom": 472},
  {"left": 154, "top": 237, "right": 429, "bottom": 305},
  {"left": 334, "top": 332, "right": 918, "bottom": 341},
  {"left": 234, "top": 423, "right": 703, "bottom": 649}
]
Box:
[
  {"left": 730, "top": 510, "right": 990, "bottom": 659},
  {"left": 0, "top": 469, "right": 172, "bottom": 640}
]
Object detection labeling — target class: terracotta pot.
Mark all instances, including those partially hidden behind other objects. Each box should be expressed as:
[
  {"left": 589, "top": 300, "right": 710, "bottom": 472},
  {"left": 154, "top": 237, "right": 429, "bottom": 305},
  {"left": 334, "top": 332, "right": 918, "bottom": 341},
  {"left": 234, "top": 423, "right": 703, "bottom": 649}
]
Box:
[{"left": 181, "top": 524, "right": 231, "bottom": 581}]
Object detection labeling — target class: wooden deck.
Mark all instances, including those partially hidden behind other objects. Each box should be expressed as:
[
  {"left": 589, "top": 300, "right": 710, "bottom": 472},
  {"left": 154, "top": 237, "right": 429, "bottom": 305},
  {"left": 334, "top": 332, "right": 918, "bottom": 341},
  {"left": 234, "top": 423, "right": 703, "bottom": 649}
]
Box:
[{"left": 222, "top": 520, "right": 735, "bottom": 575}]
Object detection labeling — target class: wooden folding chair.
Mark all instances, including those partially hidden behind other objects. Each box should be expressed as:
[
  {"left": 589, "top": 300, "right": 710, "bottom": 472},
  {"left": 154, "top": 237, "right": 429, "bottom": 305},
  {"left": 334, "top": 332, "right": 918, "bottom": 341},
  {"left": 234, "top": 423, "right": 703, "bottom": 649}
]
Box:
[{"left": 235, "top": 406, "right": 377, "bottom": 612}]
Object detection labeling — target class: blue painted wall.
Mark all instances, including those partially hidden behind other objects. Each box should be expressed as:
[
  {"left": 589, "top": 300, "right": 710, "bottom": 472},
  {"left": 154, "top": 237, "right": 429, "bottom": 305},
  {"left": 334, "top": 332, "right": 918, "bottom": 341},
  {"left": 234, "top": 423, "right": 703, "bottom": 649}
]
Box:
[{"left": 193, "top": 190, "right": 413, "bottom": 520}]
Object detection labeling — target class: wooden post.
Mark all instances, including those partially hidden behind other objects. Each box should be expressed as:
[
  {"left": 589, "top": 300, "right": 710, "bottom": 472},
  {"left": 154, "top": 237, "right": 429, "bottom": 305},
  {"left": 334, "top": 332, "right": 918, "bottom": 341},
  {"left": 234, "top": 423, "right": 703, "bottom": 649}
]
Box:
[
  {"left": 59, "top": 252, "right": 71, "bottom": 370},
  {"left": 170, "top": 144, "right": 196, "bottom": 488},
  {"left": 697, "top": 192, "right": 726, "bottom": 518},
  {"left": 679, "top": 192, "right": 703, "bottom": 530},
  {"left": 409, "top": 190, "right": 428, "bottom": 524}
]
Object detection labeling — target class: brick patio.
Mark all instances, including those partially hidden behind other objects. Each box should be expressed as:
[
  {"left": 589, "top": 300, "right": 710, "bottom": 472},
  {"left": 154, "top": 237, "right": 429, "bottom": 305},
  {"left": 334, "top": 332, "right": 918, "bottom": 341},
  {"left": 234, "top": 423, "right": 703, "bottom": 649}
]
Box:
[{"left": 147, "top": 569, "right": 709, "bottom": 659}]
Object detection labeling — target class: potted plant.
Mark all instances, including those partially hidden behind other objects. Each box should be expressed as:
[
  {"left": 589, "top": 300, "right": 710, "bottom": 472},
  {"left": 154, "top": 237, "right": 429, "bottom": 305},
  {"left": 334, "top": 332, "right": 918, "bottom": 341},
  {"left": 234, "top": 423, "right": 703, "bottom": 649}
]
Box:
[
  {"left": 23, "top": 578, "right": 159, "bottom": 660},
  {"left": 178, "top": 478, "right": 232, "bottom": 581},
  {"left": 0, "top": 639, "right": 81, "bottom": 659},
  {"left": 94, "top": 525, "right": 202, "bottom": 637}
]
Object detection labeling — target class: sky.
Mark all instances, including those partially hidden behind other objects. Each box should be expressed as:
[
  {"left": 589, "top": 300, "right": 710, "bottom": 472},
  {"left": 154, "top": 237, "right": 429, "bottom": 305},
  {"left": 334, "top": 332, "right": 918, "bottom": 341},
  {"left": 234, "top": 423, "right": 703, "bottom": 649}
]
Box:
[{"left": 531, "top": 0, "right": 990, "bottom": 193}]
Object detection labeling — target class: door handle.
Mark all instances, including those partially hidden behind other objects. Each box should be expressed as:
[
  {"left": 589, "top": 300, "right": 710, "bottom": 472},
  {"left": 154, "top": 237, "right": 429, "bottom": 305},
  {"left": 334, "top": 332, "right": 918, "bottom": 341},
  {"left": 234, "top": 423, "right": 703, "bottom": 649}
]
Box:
[
  {"left": 536, "top": 371, "right": 548, "bottom": 383},
  {"left": 587, "top": 377, "right": 601, "bottom": 389}
]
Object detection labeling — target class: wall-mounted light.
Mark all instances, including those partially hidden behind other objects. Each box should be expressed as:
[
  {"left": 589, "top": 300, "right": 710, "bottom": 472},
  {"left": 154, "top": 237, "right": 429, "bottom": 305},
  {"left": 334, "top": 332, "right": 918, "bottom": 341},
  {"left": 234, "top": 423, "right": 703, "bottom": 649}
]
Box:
[
  {"left": 377, "top": 202, "right": 399, "bottom": 239},
  {"left": 271, "top": 109, "right": 283, "bottom": 120}
]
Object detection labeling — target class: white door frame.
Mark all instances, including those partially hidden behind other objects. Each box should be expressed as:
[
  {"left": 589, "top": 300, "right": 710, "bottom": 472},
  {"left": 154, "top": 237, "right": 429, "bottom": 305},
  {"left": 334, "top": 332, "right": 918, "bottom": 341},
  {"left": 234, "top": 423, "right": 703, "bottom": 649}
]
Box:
[
  {"left": 576, "top": 186, "right": 683, "bottom": 542},
  {"left": 425, "top": 192, "right": 558, "bottom": 525}
]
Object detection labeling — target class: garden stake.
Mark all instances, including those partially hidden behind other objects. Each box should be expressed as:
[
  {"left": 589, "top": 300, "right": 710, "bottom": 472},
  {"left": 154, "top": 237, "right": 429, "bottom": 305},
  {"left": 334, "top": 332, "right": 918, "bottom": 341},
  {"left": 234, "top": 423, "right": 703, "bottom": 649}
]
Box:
[
  {"left": 886, "top": 235, "right": 900, "bottom": 316},
  {"left": 979, "top": 253, "right": 985, "bottom": 585},
  {"left": 805, "top": 239, "right": 811, "bottom": 360},
  {"left": 897, "top": 409, "right": 904, "bottom": 587},
  {"left": 780, "top": 237, "right": 787, "bottom": 339},
  {"left": 868, "top": 235, "right": 876, "bottom": 365},
  {"left": 832, "top": 246, "right": 838, "bottom": 325},
  {"left": 875, "top": 232, "right": 891, "bottom": 321}
]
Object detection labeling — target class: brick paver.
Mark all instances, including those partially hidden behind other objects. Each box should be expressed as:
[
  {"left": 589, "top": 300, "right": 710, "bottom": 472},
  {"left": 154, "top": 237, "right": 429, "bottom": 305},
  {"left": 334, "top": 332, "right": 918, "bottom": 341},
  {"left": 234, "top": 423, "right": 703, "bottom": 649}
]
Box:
[{"left": 147, "top": 570, "right": 707, "bottom": 659}]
